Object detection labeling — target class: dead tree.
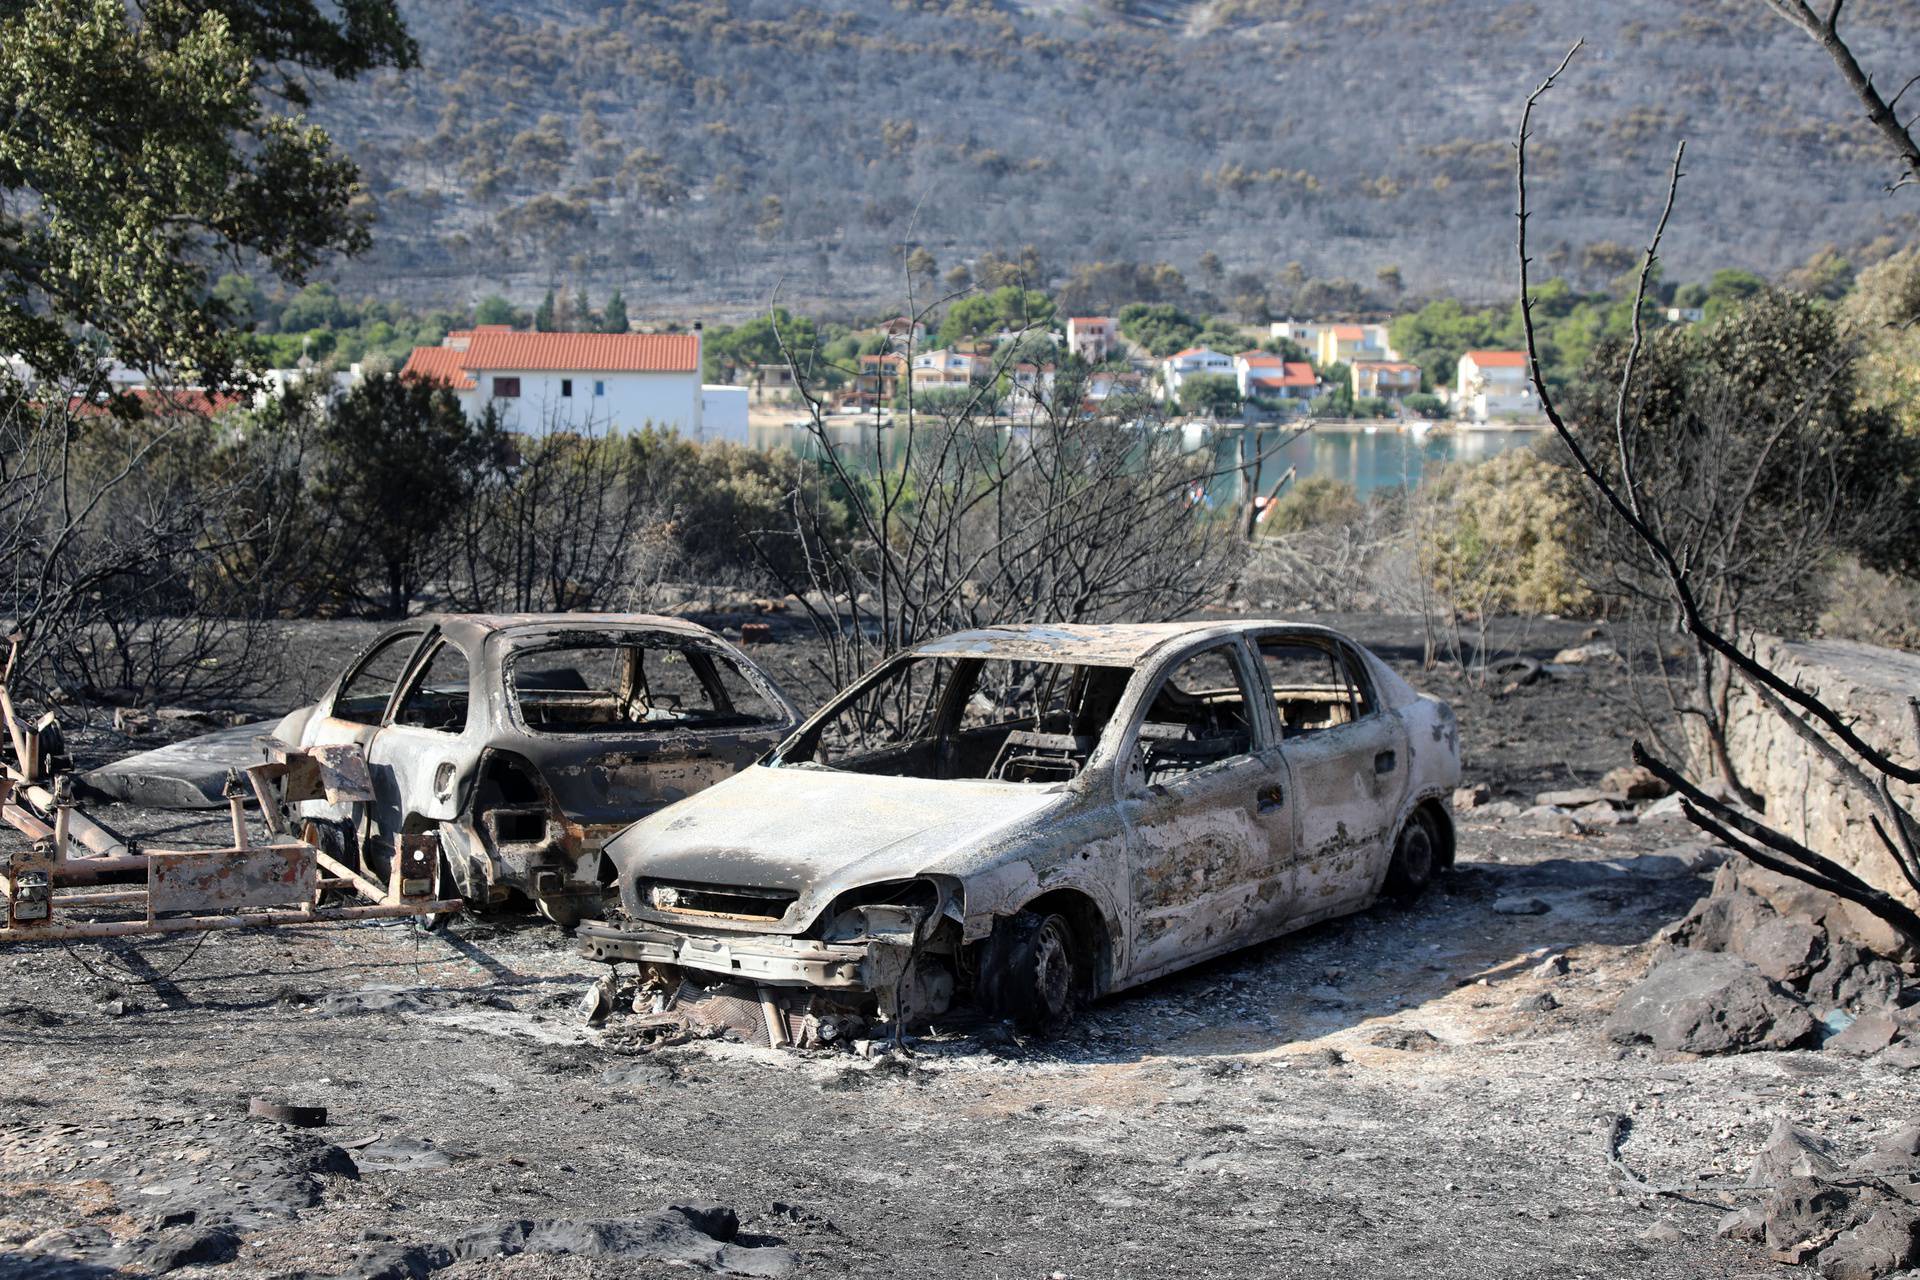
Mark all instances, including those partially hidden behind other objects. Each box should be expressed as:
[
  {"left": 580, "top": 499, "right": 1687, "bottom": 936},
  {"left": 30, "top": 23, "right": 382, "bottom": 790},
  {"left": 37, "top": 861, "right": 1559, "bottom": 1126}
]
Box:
[
  {"left": 1755, "top": 1, "right": 1920, "bottom": 192},
  {"left": 1517, "top": 43, "right": 1920, "bottom": 949}
]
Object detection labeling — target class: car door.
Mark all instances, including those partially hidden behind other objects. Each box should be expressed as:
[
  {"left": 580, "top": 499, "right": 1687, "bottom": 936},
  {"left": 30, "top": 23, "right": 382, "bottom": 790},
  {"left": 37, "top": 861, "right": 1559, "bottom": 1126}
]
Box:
[
  {"left": 294, "top": 626, "right": 433, "bottom": 826},
  {"left": 365, "top": 634, "right": 476, "bottom": 838},
  {"left": 1117, "top": 639, "right": 1297, "bottom": 985},
  {"left": 1255, "top": 631, "right": 1408, "bottom": 918}
]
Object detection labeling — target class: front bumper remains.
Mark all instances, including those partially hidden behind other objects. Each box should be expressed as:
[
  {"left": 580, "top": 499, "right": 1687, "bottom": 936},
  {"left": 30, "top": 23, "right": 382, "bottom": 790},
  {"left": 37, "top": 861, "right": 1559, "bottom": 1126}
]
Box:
[{"left": 577, "top": 921, "right": 882, "bottom": 989}]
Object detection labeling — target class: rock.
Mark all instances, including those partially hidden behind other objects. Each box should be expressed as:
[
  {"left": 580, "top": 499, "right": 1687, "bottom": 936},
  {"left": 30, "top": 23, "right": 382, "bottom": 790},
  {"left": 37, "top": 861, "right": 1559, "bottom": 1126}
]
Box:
[
  {"left": 1808, "top": 947, "right": 1905, "bottom": 1012},
  {"left": 1827, "top": 1010, "right": 1899, "bottom": 1056},
  {"left": 122, "top": 1224, "right": 241, "bottom": 1274},
  {"left": 1453, "top": 783, "right": 1491, "bottom": 810},
  {"left": 1536, "top": 787, "right": 1610, "bottom": 809},
  {"left": 1513, "top": 991, "right": 1560, "bottom": 1013},
  {"left": 1636, "top": 1221, "right": 1683, "bottom": 1244},
  {"left": 1492, "top": 896, "right": 1551, "bottom": 916},
  {"left": 1527, "top": 810, "right": 1587, "bottom": 836},
  {"left": 1551, "top": 642, "right": 1620, "bottom": 665},
  {"left": 1749, "top": 1120, "right": 1842, "bottom": 1187},
  {"left": 1366, "top": 1027, "right": 1444, "bottom": 1052},
  {"left": 1852, "top": 1126, "right": 1920, "bottom": 1176},
  {"left": 347, "top": 1209, "right": 796, "bottom": 1280},
  {"left": 1718, "top": 1206, "right": 1767, "bottom": 1241},
  {"left": 1882, "top": 1040, "right": 1920, "bottom": 1071},
  {"left": 1533, "top": 953, "right": 1571, "bottom": 978},
  {"left": 1601, "top": 764, "right": 1672, "bottom": 802},
  {"left": 1477, "top": 800, "right": 1525, "bottom": 820},
  {"left": 1817, "top": 1207, "right": 1920, "bottom": 1280},
  {"left": 1639, "top": 793, "right": 1689, "bottom": 822},
  {"left": 1607, "top": 951, "right": 1816, "bottom": 1054},
  {"left": 1764, "top": 1175, "right": 1855, "bottom": 1252},
  {"left": 1572, "top": 801, "right": 1635, "bottom": 827},
  {"left": 1736, "top": 916, "right": 1828, "bottom": 985}
]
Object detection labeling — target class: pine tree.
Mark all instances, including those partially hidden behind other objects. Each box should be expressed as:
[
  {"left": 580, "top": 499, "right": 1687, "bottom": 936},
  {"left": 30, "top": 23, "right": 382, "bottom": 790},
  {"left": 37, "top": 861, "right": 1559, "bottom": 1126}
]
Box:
[
  {"left": 602, "top": 289, "right": 629, "bottom": 333},
  {"left": 533, "top": 287, "right": 556, "bottom": 332}
]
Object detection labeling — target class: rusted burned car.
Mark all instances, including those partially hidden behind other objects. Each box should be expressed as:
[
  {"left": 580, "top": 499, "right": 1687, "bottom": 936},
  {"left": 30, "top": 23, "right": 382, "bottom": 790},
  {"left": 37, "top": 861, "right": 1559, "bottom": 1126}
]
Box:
[
  {"left": 275, "top": 614, "right": 798, "bottom": 923},
  {"left": 580, "top": 620, "right": 1459, "bottom": 1036}
]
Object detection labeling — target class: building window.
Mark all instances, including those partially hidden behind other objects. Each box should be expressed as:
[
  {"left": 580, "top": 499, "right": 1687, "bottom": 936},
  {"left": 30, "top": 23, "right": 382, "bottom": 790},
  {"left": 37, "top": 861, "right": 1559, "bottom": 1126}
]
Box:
[
  {"left": 493, "top": 376, "right": 520, "bottom": 399},
  {"left": 594, "top": 380, "right": 605, "bottom": 397},
  {"left": 561, "top": 378, "right": 573, "bottom": 398}
]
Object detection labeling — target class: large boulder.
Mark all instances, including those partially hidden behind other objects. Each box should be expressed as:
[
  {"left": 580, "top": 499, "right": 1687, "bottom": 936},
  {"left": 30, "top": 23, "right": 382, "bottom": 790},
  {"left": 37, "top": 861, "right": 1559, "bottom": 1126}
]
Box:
[
  {"left": 1818, "top": 1207, "right": 1920, "bottom": 1280},
  {"left": 1607, "top": 951, "right": 1816, "bottom": 1053}
]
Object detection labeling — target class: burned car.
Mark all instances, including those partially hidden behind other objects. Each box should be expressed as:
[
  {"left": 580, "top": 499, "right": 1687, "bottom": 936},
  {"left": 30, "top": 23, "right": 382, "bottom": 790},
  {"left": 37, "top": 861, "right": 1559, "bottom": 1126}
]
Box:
[
  {"left": 275, "top": 614, "right": 798, "bottom": 923},
  {"left": 580, "top": 621, "right": 1459, "bottom": 1037}
]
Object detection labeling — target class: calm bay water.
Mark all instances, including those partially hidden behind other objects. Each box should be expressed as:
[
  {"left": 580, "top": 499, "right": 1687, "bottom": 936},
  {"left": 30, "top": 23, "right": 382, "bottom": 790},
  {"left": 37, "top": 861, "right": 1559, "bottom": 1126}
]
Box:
[{"left": 747, "top": 420, "right": 1545, "bottom": 500}]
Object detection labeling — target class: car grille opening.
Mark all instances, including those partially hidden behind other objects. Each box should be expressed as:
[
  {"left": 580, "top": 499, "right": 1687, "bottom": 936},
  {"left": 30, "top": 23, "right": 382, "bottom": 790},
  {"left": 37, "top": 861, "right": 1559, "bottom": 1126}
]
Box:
[{"left": 639, "top": 879, "right": 797, "bottom": 921}]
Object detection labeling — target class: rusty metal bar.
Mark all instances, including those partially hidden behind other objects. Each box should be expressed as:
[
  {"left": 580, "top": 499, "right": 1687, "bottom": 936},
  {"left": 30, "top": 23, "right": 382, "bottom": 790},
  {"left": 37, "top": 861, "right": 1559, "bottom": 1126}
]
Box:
[
  {"left": 245, "top": 763, "right": 288, "bottom": 837},
  {"left": 50, "top": 890, "right": 145, "bottom": 907},
  {"left": 3, "top": 800, "right": 52, "bottom": 842},
  {"left": 0, "top": 899, "right": 461, "bottom": 941},
  {"left": 311, "top": 848, "right": 386, "bottom": 904},
  {"left": 44, "top": 856, "right": 147, "bottom": 885}
]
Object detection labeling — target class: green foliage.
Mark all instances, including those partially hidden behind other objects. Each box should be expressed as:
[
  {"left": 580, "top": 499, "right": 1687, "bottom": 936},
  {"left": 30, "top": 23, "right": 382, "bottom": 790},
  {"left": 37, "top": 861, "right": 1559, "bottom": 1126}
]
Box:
[
  {"left": 1264, "top": 475, "right": 1359, "bottom": 534},
  {"left": 1117, "top": 303, "right": 1203, "bottom": 357},
  {"left": 1177, "top": 373, "right": 1241, "bottom": 416},
  {"left": 1404, "top": 392, "right": 1444, "bottom": 417},
  {"left": 311, "top": 372, "right": 501, "bottom": 616},
  {"left": 939, "top": 287, "right": 1053, "bottom": 343},
  {"left": 1419, "top": 447, "right": 1592, "bottom": 617},
  {"left": 1389, "top": 280, "right": 1653, "bottom": 394},
  {"left": 0, "top": 0, "right": 413, "bottom": 386},
  {"left": 474, "top": 294, "right": 516, "bottom": 326},
  {"left": 602, "top": 289, "right": 629, "bottom": 333},
  {"left": 533, "top": 287, "right": 557, "bottom": 332},
  {"left": 1701, "top": 268, "right": 1767, "bottom": 324},
  {"left": 704, "top": 309, "right": 825, "bottom": 383}
]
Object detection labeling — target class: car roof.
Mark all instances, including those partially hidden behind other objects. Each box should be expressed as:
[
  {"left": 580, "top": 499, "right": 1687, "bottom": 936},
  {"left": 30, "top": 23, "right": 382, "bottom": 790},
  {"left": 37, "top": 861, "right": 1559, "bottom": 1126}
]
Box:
[
  {"left": 910, "top": 620, "right": 1351, "bottom": 666},
  {"left": 413, "top": 613, "right": 723, "bottom": 648}
]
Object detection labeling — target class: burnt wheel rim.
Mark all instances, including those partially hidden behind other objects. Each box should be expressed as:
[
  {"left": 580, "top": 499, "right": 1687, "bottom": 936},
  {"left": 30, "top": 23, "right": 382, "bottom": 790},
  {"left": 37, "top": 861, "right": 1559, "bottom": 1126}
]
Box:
[
  {"left": 1399, "top": 820, "right": 1434, "bottom": 884},
  {"left": 1032, "top": 917, "right": 1074, "bottom": 1018}
]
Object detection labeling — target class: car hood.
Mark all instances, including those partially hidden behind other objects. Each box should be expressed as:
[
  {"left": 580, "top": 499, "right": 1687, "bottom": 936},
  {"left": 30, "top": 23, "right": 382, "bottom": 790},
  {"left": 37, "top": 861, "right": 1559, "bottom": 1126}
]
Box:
[{"left": 603, "top": 764, "right": 1071, "bottom": 928}]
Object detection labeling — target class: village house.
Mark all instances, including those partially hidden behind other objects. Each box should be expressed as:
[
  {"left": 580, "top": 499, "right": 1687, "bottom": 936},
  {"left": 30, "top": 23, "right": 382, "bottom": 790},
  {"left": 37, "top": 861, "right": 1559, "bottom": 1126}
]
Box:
[
  {"left": 911, "top": 346, "right": 994, "bottom": 388},
  {"left": 1269, "top": 320, "right": 1325, "bottom": 349},
  {"left": 1081, "top": 369, "right": 1146, "bottom": 414},
  {"left": 1314, "top": 323, "right": 1394, "bottom": 368},
  {"left": 1350, "top": 359, "right": 1422, "bottom": 401},
  {"left": 848, "top": 351, "right": 907, "bottom": 408},
  {"left": 1004, "top": 363, "right": 1057, "bottom": 417},
  {"left": 879, "top": 316, "right": 927, "bottom": 350},
  {"left": 1235, "top": 351, "right": 1318, "bottom": 411},
  {"left": 1455, "top": 350, "right": 1538, "bottom": 422},
  {"left": 1065, "top": 316, "right": 1118, "bottom": 361},
  {"left": 400, "top": 326, "right": 745, "bottom": 440},
  {"left": 1160, "top": 347, "right": 1235, "bottom": 401}
]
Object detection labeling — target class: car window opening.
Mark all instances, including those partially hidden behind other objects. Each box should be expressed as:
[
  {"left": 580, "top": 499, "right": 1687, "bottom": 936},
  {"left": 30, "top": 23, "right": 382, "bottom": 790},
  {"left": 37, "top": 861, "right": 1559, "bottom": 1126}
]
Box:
[
  {"left": 776, "top": 656, "right": 1131, "bottom": 782},
  {"left": 1136, "top": 645, "right": 1253, "bottom": 782},
  {"left": 1258, "top": 638, "right": 1371, "bottom": 737},
  {"left": 509, "top": 641, "right": 781, "bottom": 734}
]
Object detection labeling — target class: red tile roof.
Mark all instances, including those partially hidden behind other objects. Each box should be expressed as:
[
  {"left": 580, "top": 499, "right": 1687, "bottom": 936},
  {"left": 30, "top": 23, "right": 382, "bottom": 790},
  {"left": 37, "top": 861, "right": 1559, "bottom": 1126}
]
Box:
[
  {"left": 461, "top": 331, "right": 699, "bottom": 373},
  {"left": 1237, "top": 351, "right": 1287, "bottom": 365},
  {"left": 1464, "top": 350, "right": 1528, "bottom": 368},
  {"left": 69, "top": 388, "right": 246, "bottom": 418},
  {"left": 1253, "top": 363, "right": 1319, "bottom": 389},
  {"left": 1330, "top": 324, "right": 1366, "bottom": 340},
  {"left": 401, "top": 345, "right": 477, "bottom": 390}
]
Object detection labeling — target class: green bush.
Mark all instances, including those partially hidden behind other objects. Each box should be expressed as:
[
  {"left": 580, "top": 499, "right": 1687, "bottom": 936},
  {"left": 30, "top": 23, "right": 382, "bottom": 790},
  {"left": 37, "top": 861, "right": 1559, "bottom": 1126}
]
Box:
[
  {"left": 1264, "top": 475, "right": 1360, "bottom": 534},
  {"left": 1418, "top": 447, "right": 1591, "bottom": 617}
]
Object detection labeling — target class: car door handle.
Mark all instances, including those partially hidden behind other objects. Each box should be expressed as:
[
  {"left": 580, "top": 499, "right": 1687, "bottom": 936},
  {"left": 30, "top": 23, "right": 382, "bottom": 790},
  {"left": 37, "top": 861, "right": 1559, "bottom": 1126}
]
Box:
[
  {"left": 1375, "top": 750, "right": 1396, "bottom": 775},
  {"left": 1256, "top": 784, "right": 1285, "bottom": 812}
]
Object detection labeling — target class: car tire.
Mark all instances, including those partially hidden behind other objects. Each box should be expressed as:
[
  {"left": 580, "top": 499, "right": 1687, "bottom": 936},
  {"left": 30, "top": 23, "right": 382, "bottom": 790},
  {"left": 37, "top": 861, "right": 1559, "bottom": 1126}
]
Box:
[
  {"left": 1383, "top": 808, "right": 1438, "bottom": 901},
  {"left": 980, "top": 910, "right": 1080, "bottom": 1032}
]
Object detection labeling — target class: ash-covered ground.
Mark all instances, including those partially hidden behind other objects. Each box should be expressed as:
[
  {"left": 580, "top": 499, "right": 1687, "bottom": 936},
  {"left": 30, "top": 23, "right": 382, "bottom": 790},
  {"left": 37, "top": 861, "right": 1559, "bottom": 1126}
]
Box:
[{"left": 1, "top": 616, "right": 1912, "bottom": 1279}]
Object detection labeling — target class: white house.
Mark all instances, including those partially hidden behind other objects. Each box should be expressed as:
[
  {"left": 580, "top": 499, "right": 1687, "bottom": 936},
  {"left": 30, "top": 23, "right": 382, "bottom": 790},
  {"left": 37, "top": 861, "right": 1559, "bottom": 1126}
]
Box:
[
  {"left": 1454, "top": 350, "right": 1538, "bottom": 423},
  {"left": 911, "top": 346, "right": 993, "bottom": 387},
  {"left": 1269, "top": 320, "right": 1325, "bottom": 349},
  {"left": 1160, "top": 347, "right": 1235, "bottom": 401},
  {"left": 401, "top": 326, "right": 722, "bottom": 438},
  {"left": 1004, "top": 363, "right": 1057, "bottom": 417},
  {"left": 1235, "top": 352, "right": 1319, "bottom": 410},
  {"left": 1065, "top": 316, "right": 1118, "bottom": 361}
]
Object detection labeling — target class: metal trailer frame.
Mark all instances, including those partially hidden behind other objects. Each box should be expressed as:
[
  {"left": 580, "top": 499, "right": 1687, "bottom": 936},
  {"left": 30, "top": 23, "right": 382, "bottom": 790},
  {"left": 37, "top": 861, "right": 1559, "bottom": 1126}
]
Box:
[{"left": 0, "top": 646, "right": 461, "bottom": 942}]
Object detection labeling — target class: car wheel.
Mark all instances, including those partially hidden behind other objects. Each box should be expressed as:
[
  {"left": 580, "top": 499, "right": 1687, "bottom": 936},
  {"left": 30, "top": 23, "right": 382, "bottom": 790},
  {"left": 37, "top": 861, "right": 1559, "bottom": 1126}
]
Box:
[
  {"left": 1383, "top": 808, "right": 1438, "bottom": 901},
  {"left": 980, "top": 910, "right": 1079, "bottom": 1031}
]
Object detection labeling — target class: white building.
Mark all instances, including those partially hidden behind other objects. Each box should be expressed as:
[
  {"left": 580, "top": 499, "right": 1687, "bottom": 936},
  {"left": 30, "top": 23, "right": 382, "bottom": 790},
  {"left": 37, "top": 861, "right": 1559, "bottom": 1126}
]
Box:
[
  {"left": 1455, "top": 350, "right": 1539, "bottom": 423},
  {"left": 1065, "top": 316, "right": 1118, "bottom": 361},
  {"left": 1160, "top": 347, "right": 1235, "bottom": 401},
  {"left": 1234, "top": 352, "right": 1319, "bottom": 409},
  {"left": 401, "top": 326, "right": 716, "bottom": 437},
  {"left": 911, "top": 346, "right": 993, "bottom": 387}
]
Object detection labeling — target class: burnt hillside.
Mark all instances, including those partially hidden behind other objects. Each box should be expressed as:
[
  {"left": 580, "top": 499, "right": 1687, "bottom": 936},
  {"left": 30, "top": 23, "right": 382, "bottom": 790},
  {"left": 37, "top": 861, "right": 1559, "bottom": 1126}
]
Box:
[{"left": 309, "top": 0, "right": 1918, "bottom": 314}]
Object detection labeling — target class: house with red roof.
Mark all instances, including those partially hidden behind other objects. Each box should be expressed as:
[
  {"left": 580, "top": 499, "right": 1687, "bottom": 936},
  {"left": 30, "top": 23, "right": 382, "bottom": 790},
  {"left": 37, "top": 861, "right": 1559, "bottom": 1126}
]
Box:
[
  {"left": 1234, "top": 351, "right": 1319, "bottom": 412},
  {"left": 1065, "top": 316, "right": 1118, "bottom": 361},
  {"left": 1350, "top": 359, "right": 1422, "bottom": 402},
  {"left": 1454, "top": 350, "right": 1538, "bottom": 422},
  {"left": 400, "top": 325, "right": 728, "bottom": 437},
  {"left": 1160, "top": 347, "right": 1234, "bottom": 401}
]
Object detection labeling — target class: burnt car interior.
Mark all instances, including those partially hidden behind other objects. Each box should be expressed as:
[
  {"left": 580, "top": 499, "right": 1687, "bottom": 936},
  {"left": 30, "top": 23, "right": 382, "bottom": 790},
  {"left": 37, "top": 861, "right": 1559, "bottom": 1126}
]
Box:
[
  {"left": 777, "top": 656, "right": 1131, "bottom": 782},
  {"left": 1257, "top": 638, "right": 1372, "bottom": 737},
  {"left": 1135, "top": 646, "right": 1253, "bottom": 782},
  {"left": 508, "top": 642, "right": 780, "bottom": 734}
]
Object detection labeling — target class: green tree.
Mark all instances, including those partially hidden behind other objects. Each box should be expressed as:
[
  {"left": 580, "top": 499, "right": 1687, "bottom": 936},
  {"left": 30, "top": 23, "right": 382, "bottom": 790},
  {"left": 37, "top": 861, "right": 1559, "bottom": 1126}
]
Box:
[
  {"left": 312, "top": 373, "right": 499, "bottom": 617},
  {"left": 1117, "top": 303, "right": 1203, "bottom": 356},
  {"left": 533, "top": 287, "right": 557, "bottom": 332},
  {"left": 474, "top": 294, "right": 515, "bottom": 326},
  {"left": 573, "top": 286, "right": 593, "bottom": 331},
  {"left": 939, "top": 286, "right": 1053, "bottom": 344},
  {"left": 601, "top": 288, "right": 629, "bottom": 333},
  {"left": 0, "top": 0, "right": 415, "bottom": 387},
  {"left": 1178, "top": 373, "right": 1241, "bottom": 417}
]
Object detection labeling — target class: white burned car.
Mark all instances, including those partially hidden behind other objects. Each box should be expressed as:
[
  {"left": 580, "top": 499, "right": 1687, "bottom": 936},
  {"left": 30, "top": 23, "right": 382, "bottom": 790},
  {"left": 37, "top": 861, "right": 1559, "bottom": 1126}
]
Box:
[{"left": 582, "top": 621, "right": 1459, "bottom": 1033}]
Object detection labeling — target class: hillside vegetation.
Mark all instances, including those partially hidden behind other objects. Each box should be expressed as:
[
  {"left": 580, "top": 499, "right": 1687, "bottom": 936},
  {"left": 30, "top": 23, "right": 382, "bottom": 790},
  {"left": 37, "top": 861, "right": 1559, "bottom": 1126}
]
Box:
[{"left": 309, "top": 0, "right": 1918, "bottom": 314}]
